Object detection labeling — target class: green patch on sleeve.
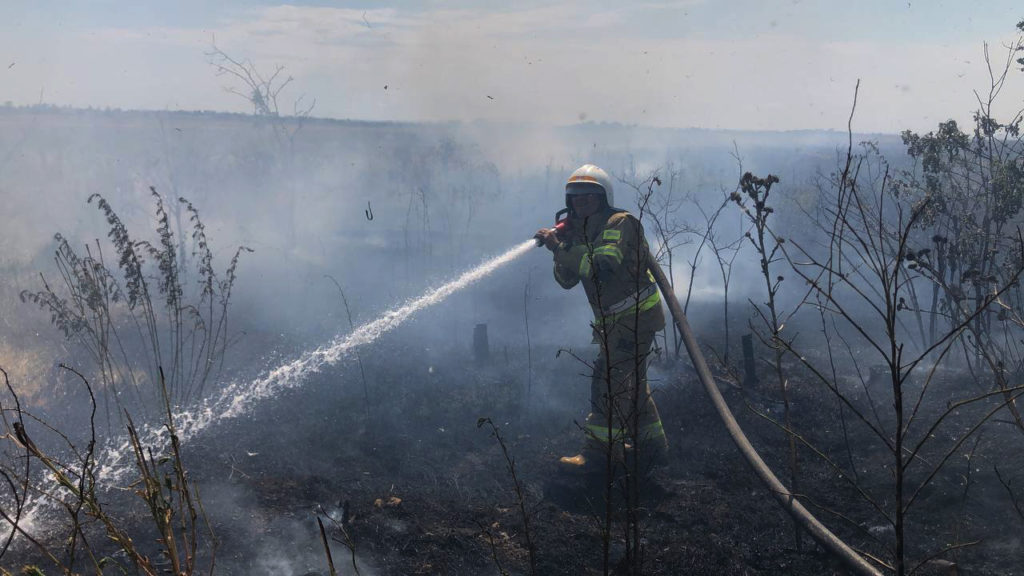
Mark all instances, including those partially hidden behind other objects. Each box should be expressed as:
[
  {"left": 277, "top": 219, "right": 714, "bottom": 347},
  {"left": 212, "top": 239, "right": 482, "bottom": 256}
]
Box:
[{"left": 602, "top": 229, "right": 621, "bottom": 241}]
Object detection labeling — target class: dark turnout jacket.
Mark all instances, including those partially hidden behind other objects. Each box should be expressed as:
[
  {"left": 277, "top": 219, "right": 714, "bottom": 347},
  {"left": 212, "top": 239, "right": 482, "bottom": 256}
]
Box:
[{"left": 551, "top": 207, "right": 665, "bottom": 333}]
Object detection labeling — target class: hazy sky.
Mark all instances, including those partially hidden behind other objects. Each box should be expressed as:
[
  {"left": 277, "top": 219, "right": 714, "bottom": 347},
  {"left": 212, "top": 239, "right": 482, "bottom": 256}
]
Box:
[{"left": 2, "top": 1, "right": 1022, "bottom": 133}]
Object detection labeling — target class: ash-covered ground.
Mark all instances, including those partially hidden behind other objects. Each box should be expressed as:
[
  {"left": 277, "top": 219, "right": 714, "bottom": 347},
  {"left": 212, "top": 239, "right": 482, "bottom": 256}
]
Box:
[
  {"left": 6, "top": 302, "right": 1021, "bottom": 576},
  {"left": 2, "top": 108, "right": 1023, "bottom": 575}
]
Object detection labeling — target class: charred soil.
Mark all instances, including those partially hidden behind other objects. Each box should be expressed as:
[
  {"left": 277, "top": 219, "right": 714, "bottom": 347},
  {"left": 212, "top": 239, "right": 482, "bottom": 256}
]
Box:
[{"left": 8, "top": 335, "right": 1023, "bottom": 575}]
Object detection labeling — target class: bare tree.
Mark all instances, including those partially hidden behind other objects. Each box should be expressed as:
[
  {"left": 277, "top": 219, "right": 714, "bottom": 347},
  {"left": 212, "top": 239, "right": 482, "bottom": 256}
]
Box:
[
  {"left": 896, "top": 33, "right": 1024, "bottom": 431},
  {"left": 618, "top": 165, "right": 695, "bottom": 359},
  {"left": 696, "top": 195, "right": 746, "bottom": 365},
  {"left": 206, "top": 41, "right": 316, "bottom": 247},
  {"left": 731, "top": 171, "right": 805, "bottom": 549},
  {"left": 206, "top": 42, "right": 315, "bottom": 150}
]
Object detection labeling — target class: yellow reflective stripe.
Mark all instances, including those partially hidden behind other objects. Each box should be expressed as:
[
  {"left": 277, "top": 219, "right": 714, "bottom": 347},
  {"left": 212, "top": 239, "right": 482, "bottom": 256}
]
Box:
[
  {"left": 638, "top": 288, "right": 661, "bottom": 312},
  {"left": 641, "top": 420, "right": 666, "bottom": 439},
  {"left": 579, "top": 254, "right": 592, "bottom": 277},
  {"left": 593, "top": 244, "right": 623, "bottom": 264},
  {"left": 602, "top": 229, "right": 621, "bottom": 241},
  {"left": 604, "top": 284, "right": 657, "bottom": 315},
  {"left": 586, "top": 423, "right": 626, "bottom": 442},
  {"left": 605, "top": 286, "right": 661, "bottom": 322}
]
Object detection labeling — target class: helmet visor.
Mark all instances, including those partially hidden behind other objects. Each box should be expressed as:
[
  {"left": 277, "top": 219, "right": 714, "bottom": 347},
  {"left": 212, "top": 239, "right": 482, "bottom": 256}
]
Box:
[{"left": 565, "top": 182, "right": 606, "bottom": 196}]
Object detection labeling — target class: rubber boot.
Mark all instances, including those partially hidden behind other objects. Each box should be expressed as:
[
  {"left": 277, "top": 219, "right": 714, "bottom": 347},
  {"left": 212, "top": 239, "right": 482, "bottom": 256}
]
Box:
[{"left": 559, "top": 444, "right": 625, "bottom": 475}]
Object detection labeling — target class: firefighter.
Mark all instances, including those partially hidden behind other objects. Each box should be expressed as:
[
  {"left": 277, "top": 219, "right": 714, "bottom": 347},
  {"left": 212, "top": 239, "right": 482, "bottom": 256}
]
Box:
[{"left": 534, "top": 164, "right": 669, "bottom": 473}]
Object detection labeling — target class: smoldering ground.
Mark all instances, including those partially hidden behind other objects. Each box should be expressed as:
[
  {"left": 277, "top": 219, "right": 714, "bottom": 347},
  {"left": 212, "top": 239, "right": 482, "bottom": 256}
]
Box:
[{"left": 2, "top": 106, "right": 1023, "bottom": 574}]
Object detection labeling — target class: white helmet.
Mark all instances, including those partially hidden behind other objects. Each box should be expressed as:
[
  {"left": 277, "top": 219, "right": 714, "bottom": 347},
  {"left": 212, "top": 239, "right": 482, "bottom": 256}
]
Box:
[{"left": 565, "top": 164, "right": 614, "bottom": 209}]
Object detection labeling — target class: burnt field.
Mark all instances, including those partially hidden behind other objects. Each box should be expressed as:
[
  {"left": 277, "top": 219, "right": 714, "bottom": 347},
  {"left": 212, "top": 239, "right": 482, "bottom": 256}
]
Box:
[
  {"left": 2, "top": 106, "right": 1024, "bottom": 575},
  {"left": 5, "top": 318, "right": 1022, "bottom": 576},
  {"left": 179, "top": 336, "right": 1024, "bottom": 576}
]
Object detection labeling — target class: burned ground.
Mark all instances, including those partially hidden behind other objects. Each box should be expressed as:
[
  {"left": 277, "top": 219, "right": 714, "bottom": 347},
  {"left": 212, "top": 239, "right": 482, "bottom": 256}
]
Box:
[
  {"left": 173, "top": 336, "right": 850, "bottom": 576},
  {"left": 190, "top": 322, "right": 1024, "bottom": 575},
  {"left": 2, "top": 109, "right": 1023, "bottom": 575},
  {"left": 6, "top": 305, "right": 1019, "bottom": 575}
]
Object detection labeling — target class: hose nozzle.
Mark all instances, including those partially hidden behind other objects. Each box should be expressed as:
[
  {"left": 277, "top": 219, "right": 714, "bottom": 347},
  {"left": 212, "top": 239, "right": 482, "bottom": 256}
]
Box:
[{"left": 535, "top": 208, "right": 572, "bottom": 248}]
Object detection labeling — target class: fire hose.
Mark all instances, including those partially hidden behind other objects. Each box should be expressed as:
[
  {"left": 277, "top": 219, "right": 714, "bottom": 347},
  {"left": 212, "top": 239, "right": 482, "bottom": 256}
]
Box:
[{"left": 646, "top": 253, "right": 883, "bottom": 576}]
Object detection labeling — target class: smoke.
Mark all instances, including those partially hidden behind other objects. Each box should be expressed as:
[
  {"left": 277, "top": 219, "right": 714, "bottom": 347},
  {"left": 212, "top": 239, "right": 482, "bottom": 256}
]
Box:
[
  {"left": 1, "top": 107, "right": 937, "bottom": 572},
  {"left": 183, "top": 481, "right": 380, "bottom": 576},
  {"left": 87, "top": 239, "right": 535, "bottom": 485}
]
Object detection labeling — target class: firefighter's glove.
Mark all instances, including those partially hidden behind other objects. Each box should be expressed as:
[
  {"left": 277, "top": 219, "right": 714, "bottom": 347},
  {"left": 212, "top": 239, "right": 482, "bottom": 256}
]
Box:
[{"left": 534, "top": 228, "right": 560, "bottom": 252}]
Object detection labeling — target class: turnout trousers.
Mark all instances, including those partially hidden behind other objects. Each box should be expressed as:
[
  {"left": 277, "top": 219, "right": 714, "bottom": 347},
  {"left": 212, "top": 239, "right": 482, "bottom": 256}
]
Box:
[{"left": 583, "top": 319, "right": 668, "bottom": 459}]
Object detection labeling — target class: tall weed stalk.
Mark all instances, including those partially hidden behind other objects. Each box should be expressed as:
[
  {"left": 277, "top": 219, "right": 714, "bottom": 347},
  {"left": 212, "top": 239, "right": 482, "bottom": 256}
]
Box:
[{"left": 21, "top": 189, "right": 251, "bottom": 424}]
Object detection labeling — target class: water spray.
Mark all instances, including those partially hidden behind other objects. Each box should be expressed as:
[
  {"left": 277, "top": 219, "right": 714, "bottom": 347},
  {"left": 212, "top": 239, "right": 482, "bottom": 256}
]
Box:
[
  {"left": 6, "top": 238, "right": 540, "bottom": 542},
  {"left": 96, "top": 238, "right": 537, "bottom": 482},
  {"left": 6, "top": 230, "right": 881, "bottom": 576}
]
